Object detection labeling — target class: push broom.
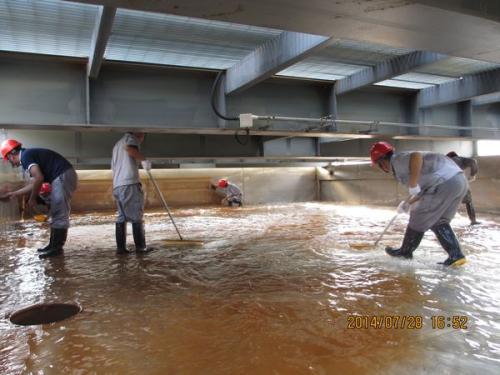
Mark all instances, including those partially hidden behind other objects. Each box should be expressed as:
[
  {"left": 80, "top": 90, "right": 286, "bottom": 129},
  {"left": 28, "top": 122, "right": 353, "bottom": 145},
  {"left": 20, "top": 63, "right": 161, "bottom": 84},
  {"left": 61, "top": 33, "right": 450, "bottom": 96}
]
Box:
[{"left": 145, "top": 170, "right": 203, "bottom": 246}]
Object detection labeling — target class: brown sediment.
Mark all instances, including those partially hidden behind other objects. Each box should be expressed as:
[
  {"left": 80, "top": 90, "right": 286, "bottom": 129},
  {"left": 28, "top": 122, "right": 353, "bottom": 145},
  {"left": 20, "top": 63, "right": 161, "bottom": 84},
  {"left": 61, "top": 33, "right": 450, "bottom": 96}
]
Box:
[{"left": 1, "top": 203, "right": 499, "bottom": 374}]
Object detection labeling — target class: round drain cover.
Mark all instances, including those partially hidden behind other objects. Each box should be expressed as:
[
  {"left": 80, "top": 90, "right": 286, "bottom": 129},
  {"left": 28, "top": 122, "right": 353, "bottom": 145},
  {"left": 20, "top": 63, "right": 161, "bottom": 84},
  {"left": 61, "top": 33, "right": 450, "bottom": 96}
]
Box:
[{"left": 9, "top": 302, "right": 81, "bottom": 326}]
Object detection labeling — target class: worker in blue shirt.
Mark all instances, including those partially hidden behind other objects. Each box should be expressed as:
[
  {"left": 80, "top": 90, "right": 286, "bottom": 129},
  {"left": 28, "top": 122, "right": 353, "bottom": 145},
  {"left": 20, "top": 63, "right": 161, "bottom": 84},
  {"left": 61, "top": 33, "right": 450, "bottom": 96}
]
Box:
[{"left": 1, "top": 139, "right": 78, "bottom": 259}]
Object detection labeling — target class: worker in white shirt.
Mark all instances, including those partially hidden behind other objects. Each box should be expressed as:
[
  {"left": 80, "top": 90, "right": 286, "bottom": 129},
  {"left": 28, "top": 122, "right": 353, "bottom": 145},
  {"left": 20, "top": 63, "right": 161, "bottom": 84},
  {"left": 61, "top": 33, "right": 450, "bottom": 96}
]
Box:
[
  {"left": 370, "top": 141, "right": 468, "bottom": 266},
  {"left": 210, "top": 179, "right": 243, "bottom": 207},
  {"left": 111, "top": 132, "right": 153, "bottom": 254}
]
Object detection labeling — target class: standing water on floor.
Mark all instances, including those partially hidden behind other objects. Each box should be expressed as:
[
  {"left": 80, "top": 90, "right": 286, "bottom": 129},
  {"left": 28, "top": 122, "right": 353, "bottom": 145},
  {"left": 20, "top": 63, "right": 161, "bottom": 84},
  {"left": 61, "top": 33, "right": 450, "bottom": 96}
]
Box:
[
  {"left": 0, "top": 163, "right": 21, "bottom": 231},
  {"left": 1, "top": 203, "right": 499, "bottom": 374}
]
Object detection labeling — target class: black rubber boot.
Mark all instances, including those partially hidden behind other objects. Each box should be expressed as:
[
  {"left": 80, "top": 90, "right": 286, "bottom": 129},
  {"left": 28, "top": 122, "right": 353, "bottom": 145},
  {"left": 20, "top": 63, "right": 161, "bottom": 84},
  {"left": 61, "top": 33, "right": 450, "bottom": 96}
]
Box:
[
  {"left": 466, "top": 202, "right": 480, "bottom": 225},
  {"left": 132, "top": 222, "right": 152, "bottom": 254},
  {"left": 431, "top": 222, "right": 466, "bottom": 266},
  {"left": 385, "top": 226, "right": 424, "bottom": 259},
  {"left": 115, "top": 222, "right": 129, "bottom": 254},
  {"left": 39, "top": 228, "right": 67, "bottom": 259},
  {"left": 37, "top": 228, "right": 54, "bottom": 252}
]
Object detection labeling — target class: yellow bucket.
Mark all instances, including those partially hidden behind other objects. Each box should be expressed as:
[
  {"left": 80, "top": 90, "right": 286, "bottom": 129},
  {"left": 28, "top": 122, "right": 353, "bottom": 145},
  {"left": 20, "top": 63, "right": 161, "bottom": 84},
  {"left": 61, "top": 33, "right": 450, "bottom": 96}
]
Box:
[{"left": 33, "top": 214, "right": 48, "bottom": 223}]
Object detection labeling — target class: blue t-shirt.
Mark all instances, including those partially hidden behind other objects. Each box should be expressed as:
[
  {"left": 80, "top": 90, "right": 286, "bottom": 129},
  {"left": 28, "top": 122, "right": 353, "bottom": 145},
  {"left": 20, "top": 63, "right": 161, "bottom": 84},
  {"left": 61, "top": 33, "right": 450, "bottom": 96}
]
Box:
[{"left": 20, "top": 148, "right": 72, "bottom": 183}]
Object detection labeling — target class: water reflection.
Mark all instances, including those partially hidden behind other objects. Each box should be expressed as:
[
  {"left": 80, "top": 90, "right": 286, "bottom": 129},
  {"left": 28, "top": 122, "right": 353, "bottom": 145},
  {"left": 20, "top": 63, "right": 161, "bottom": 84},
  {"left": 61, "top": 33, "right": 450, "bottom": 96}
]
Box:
[{"left": 0, "top": 203, "right": 499, "bottom": 374}]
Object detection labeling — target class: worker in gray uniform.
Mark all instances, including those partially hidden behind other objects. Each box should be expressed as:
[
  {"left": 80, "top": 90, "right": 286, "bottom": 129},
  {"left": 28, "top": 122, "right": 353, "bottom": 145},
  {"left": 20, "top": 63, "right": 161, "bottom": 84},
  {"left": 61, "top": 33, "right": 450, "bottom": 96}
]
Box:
[
  {"left": 370, "top": 141, "right": 468, "bottom": 266},
  {"left": 446, "top": 151, "right": 480, "bottom": 225},
  {"left": 111, "top": 132, "right": 153, "bottom": 254},
  {"left": 0, "top": 139, "right": 78, "bottom": 259},
  {"left": 210, "top": 178, "right": 243, "bottom": 207}
]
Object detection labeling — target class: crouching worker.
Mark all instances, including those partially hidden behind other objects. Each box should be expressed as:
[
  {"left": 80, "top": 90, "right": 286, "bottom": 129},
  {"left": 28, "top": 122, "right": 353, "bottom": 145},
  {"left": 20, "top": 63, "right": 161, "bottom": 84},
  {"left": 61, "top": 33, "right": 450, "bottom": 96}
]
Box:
[
  {"left": 370, "top": 141, "right": 468, "bottom": 266},
  {"left": 210, "top": 179, "right": 243, "bottom": 207},
  {"left": 1, "top": 139, "right": 78, "bottom": 259},
  {"left": 111, "top": 132, "right": 153, "bottom": 255}
]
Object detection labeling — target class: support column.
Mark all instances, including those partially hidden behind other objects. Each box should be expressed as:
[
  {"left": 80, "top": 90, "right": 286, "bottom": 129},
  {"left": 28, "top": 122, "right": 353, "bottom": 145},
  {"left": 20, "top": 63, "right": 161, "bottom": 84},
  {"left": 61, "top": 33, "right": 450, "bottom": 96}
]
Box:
[
  {"left": 85, "top": 75, "right": 91, "bottom": 124},
  {"left": 214, "top": 72, "right": 227, "bottom": 128},
  {"left": 407, "top": 93, "right": 423, "bottom": 136},
  {"left": 320, "top": 83, "right": 338, "bottom": 144},
  {"left": 458, "top": 100, "right": 472, "bottom": 137},
  {"left": 328, "top": 83, "right": 338, "bottom": 121}
]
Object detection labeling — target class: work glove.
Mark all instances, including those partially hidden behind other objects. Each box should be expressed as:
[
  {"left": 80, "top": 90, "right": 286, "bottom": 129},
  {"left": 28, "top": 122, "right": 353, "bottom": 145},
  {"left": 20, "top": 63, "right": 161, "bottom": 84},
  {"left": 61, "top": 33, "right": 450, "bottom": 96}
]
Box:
[
  {"left": 408, "top": 184, "right": 421, "bottom": 196},
  {"left": 397, "top": 200, "right": 411, "bottom": 215},
  {"left": 141, "top": 160, "right": 152, "bottom": 171}
]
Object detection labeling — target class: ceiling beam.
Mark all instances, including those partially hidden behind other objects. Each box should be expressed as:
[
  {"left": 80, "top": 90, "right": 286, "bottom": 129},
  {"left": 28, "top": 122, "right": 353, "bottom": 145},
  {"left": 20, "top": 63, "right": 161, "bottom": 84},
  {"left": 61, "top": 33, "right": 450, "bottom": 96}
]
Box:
[
  {"left": 471, "top": 91, "right": 500, "bottom": 106},
  {"left": 335, "top": 51, "right": 447, "bottom": 95},
  {"left": 87, "top": 6, "right": 116, "bottom": 79},
  {"left": 2, "top": 122, "right": 495, "bottom": 141},
  {"left": 417, "top": 68, "right": 500, "bottom": 108},
  {"left": 225, "top": 32, "right": 332, "bottom": 95}
]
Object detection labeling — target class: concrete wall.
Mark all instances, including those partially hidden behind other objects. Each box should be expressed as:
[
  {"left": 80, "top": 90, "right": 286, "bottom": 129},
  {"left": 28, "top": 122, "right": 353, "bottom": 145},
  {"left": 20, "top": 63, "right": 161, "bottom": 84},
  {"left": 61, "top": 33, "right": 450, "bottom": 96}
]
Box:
[
  {"left": 72, "top": 167, "right": 317, "bottom": 212},
  {"left": 473, "top": 103, "right": 500, "bottom": 136},
  {"left": 320, "top": 156, "right": 500, "bottom": 213},
  {"left": 0, "top": 58, "right": 86, "bottom": 124}
]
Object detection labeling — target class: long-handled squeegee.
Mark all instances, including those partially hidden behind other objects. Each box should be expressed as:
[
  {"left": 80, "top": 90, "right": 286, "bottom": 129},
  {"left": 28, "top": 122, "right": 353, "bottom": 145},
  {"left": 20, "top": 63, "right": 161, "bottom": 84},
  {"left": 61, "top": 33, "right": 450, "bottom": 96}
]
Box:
[
  {"left": 145, "top": 170, "right": 203, "bottom": 246},
  {"left": 349, "top": 213, "right": 399, "bottom": 250}
]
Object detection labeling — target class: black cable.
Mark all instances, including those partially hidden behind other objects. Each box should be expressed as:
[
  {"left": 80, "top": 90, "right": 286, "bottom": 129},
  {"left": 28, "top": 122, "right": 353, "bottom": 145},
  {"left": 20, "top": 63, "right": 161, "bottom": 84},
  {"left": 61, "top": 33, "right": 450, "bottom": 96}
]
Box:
[
  {"left": 234, "top": 128, "right": 250, "bottom": 145},
  {"left": 210, "top": 71, "right": 239, "bottom": 121}
]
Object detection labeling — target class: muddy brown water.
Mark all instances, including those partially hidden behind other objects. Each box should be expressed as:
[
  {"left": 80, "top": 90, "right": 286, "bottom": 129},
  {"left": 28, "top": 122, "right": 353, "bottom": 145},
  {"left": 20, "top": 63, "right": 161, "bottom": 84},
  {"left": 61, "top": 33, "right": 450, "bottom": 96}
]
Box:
[{"left": 1, "top": 203, "right": 499, "bottom": 374}]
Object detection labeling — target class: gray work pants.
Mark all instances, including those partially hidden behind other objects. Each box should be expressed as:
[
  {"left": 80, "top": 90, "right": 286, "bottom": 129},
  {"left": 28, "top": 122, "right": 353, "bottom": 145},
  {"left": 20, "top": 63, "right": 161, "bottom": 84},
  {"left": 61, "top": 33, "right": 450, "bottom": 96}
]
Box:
[
  {"left": 113, "top": 183, "right": 144, "bottom": 223},
  {"left": 50, "top": 168, "right": 78, "bottom": 229},
  {"left": 409, "top": 173, "right": 468, "bottom": 232}
]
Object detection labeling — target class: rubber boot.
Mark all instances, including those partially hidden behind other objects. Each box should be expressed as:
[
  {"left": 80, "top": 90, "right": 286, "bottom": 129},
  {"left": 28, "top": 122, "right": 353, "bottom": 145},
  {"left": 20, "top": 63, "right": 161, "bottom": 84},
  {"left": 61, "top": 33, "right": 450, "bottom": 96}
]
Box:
[
  {"left": 385, "top": 226, "right": 424, "bottom": 259},
  {"left": 132, "top": 222, "right": 152, "bottom": 254},
  {"left": 37, "top": 228, "right": 54, "bottom": 252},
  {"left": 39, "top": 228, "right": 67, "bottom": 259},
  {"left": 115, "top": 222, "right": 129, "bottom": 254},
  {"left": 431, "top": 222, "right": 466, "bottom": 266},
  {"left": 466, "top": 202, "right": 480, "bottom": 225}
]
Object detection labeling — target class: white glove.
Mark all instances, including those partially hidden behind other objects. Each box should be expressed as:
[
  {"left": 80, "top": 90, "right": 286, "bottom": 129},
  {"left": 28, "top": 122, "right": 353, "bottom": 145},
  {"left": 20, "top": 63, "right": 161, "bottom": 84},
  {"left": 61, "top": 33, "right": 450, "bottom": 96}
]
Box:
[
  {"left": 397, "top": 200, "right": 411, "bottom": 214},
  {"left": 408, "top": 184, "right": 421, "bottom": 196},
  {"left": 141, "top": 160, "right": 152, "bottom": 171}
]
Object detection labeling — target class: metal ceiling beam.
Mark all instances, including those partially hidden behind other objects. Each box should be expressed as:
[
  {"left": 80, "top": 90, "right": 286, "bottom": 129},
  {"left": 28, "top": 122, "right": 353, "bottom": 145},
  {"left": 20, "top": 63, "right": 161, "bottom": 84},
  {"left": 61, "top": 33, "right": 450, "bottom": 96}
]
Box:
[
  {"left": 87, "top": 6, "right": 116, "bottom": 79},
  {"left": 471, "top": 92, "right": 500, "bottom": 106},
  {"left": 335, "top": 51, "right": 447, "bottom": 95},
  {"left": 2, "top": 122, "right": 494, "bottom": 141},
  {"left": 417, "top": 68, "right": 500, "bottom": 108},
  {"left": 0, "top": 122, "right": 373, "bottom": 139},
  {"left": 225, "top": 32, "right": 332, "bottom": 95}
]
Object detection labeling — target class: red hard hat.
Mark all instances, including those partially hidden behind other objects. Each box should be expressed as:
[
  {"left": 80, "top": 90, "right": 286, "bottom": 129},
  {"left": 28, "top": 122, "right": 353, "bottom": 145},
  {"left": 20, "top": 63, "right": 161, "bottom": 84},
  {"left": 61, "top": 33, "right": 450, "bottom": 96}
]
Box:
[
  {"left": 370, "top": 141, "right": 394, "bottom": 165},
  {"left": 1, "top": 139, "right": 22, "bottom": 160},
  {"left": 39, "top": 183, "right": 52, "bottom": 196},
  {"left": 218, "top": 179, "right": 228, "bottom": 188}
]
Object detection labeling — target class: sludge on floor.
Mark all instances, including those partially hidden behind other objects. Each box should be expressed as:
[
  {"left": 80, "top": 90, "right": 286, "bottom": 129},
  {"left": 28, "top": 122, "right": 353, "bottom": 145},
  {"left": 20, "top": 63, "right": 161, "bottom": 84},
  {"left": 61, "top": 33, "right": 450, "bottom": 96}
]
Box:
[{"left": 1, "top": 203, "right": 499, "bottom": 375}]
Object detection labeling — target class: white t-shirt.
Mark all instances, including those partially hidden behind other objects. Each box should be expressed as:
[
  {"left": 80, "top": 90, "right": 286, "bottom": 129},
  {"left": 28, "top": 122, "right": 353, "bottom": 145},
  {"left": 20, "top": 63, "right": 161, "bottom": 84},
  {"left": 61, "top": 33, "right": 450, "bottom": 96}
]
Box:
[
  {"left": 391, "top": 151, "right": 462, "bottom": 189},
  {"left": 111, "top": 133, "right": 140, "bottom": 188}
]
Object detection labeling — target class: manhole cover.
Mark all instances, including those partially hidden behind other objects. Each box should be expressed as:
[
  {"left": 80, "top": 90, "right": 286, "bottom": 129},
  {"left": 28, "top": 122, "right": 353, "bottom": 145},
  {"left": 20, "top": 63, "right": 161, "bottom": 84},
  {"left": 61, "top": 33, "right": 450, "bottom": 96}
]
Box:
[{"left": 9, "top": 302, "right": 81, "bottom": 326}]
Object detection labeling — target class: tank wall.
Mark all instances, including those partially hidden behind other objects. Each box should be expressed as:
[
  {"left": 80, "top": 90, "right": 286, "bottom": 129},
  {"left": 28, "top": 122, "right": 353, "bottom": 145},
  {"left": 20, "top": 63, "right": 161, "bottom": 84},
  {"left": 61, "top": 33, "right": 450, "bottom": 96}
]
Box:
[
  {"left": 319, "top": 156, "right": 500, "bottom": 213},
  {"left": 72, "top": 167, "right": 317, "bottom": 212}
]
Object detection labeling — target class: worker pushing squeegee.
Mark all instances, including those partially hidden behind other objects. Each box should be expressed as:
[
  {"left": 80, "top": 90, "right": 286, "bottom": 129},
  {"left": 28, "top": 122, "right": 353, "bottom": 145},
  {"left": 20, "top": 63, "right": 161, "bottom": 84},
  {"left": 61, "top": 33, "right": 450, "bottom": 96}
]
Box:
[
  {"left": 111, "top": 132, "right": 154, "bottom": 255},
  {"left": 112, "top": 131, "right": 203, "bottom": 249},
  {"left": 370, "top": 141, "right": 468, "bottom": 267}
]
